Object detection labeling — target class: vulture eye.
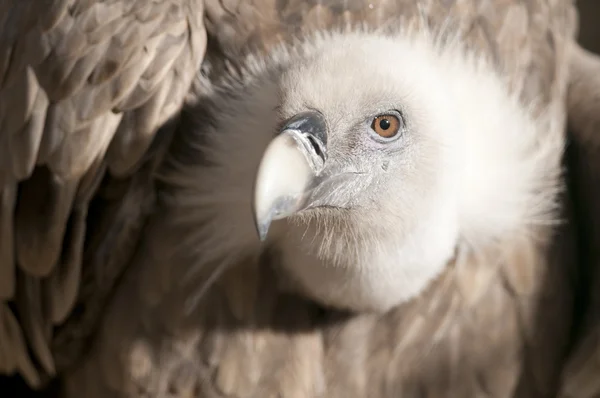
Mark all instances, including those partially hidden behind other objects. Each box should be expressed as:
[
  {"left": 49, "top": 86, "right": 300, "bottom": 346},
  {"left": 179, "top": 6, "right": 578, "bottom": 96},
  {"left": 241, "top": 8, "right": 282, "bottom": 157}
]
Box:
[{"left": 371, "top": 113, "right": 402, "bottom": 139}]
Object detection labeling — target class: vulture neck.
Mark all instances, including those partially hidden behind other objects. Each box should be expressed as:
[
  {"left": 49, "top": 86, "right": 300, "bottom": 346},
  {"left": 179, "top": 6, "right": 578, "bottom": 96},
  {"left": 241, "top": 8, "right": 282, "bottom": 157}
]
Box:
[{"left": 271, "top": 197, "right": 461, "bottom": 313}]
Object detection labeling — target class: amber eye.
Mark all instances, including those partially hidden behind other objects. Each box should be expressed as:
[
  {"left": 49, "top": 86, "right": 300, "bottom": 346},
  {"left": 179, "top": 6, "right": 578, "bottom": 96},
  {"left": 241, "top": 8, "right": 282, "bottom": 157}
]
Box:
[{"left": 371, "top": 114, "right": 402, "bottom": 139}]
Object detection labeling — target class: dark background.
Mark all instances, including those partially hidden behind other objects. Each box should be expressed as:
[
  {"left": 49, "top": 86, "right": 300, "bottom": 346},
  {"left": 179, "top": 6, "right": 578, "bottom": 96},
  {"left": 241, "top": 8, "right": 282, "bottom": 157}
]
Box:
[{"left": 577, "top": 0, "right": 600, "bottom": 53}]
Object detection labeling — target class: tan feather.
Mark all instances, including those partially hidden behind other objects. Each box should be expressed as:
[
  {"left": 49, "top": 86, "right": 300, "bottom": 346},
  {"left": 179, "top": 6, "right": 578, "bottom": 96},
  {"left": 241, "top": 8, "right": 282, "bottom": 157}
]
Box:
[
  {"left": 16, "top": 274, "right": 55, "bottom": 377},
  {"left": 0, "top": 0, "right": 207, "bottom": 389},
  {"left": 45, "top": 206, "right": 86, "bottom": 324},
  {"left": 15, "top": 170, "right": 78, "bottom": 277},
  {"left": 0, "top": 303, "right": 40, "bottom": 386}
]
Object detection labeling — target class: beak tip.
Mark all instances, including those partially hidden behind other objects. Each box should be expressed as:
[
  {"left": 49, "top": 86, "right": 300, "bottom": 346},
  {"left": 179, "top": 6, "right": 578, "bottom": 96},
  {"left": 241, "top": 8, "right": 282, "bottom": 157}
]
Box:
[{"left": 256, "top": 219, "right": 270, "bottom": 242}]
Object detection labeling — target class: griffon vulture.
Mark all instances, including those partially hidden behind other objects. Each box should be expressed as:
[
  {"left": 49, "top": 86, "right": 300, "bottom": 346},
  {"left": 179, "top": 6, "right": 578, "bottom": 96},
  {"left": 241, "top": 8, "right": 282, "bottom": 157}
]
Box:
[{"left": 0, "top": 0, "right": 599, "bottom": 397}]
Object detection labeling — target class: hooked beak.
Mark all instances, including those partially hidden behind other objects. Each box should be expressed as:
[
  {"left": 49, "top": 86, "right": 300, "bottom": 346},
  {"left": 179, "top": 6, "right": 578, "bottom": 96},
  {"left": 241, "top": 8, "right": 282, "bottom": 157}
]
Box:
[{"left": 252, "top": 111, "right": 328, "bottom": 241}]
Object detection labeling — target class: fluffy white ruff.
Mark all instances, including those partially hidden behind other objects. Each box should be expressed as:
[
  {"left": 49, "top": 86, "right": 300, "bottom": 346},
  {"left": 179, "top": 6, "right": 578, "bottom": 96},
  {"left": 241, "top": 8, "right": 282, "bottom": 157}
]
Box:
[{"left": 163, "top": 28, "right": 564, "bottom": 312}]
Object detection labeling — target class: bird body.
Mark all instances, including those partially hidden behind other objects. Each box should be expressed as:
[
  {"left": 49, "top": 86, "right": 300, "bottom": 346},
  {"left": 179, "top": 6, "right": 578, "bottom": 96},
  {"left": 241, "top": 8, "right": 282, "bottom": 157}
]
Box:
[{"left": 63, "top": 14, "right": 575, "bottom": 398}]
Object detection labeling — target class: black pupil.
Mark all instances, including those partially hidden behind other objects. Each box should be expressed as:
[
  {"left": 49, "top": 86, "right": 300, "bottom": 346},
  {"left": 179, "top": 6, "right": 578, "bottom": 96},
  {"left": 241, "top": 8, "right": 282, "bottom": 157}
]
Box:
[{"left": 379, "top": 118, "right": 391, "bottom": 130}]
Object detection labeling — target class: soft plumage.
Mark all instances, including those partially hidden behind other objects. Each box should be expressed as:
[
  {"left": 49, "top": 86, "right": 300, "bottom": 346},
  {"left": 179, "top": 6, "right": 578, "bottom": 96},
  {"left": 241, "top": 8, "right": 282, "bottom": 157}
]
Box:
[
  {"left": 161, "top": 28, "right": 564, "bottom": 313},
  {"left": 4, "top": 0, "right": 600, "bottom": 397},
  {"left": 59, "top": 2, "right": 580, "bottom": 397}
]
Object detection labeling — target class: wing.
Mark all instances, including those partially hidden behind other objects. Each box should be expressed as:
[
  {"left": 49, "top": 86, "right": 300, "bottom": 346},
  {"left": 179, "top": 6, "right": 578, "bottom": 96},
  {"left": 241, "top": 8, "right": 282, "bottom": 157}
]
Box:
[
  {"left": 0, "top": 0, "right": 206, "bottom": 388},
  {"left": 557, "top": 41, "right": 600, "bottom": 398},
  {"left": 58, "top": 1, "right": 581, "bottom": 397}
]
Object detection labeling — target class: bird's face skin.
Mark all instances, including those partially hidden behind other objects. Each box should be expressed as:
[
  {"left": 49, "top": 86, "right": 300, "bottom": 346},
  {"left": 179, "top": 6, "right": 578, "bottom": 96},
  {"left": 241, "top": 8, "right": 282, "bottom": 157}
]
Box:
[{"left": 252, "top": 35, "right": 462, "bottom": 311}]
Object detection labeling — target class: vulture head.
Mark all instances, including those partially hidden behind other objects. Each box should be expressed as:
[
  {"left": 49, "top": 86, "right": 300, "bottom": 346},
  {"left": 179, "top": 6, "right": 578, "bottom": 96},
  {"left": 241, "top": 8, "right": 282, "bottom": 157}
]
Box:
[{"left": 176, "top": 31, "right": 560, "bottom": 313}]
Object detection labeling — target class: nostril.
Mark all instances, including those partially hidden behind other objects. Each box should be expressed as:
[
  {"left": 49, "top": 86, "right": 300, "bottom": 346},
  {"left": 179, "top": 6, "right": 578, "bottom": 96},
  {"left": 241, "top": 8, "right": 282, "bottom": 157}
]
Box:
[{"left": 307, "top": 135, "right": 324, "bottom": 159}]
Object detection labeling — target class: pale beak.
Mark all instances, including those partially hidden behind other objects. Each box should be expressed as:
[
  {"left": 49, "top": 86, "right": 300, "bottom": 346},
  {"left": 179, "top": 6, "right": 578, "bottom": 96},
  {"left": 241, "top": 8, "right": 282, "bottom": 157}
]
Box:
[{"left": 252, "top": 111, "right": 328, "bottom": 241}]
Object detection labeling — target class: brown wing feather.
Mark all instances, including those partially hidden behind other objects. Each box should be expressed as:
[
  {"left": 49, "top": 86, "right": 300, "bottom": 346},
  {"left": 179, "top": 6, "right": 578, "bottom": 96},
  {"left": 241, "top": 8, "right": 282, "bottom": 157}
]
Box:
[
  {"left": 60, "top": 1, "right": 579, "bottom": 397},
  {"left": 0, "top": 0, "right": 206, "bottom": 388},
  {"left": 557, "top": 42, "right": 600, "bottom": 398}
]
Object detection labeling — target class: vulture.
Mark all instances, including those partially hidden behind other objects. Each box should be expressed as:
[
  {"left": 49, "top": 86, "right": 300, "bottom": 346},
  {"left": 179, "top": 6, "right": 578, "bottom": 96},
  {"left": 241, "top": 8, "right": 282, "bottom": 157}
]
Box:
[{"left": 1, "top": 0, "right": 600, "bottom": 397}]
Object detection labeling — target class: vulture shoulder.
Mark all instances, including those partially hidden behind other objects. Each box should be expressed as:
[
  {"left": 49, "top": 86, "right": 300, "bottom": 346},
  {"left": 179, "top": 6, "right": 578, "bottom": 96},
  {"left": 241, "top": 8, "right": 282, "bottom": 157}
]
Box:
[
  {"left": 0, "top": 0, "right": 206, "bottom": 388},
  {"left": 557, "top": 41, "right": 600, "bottom": 398},
  {"left": 55, "top": 1, "right": 583, "bottom": 398}
]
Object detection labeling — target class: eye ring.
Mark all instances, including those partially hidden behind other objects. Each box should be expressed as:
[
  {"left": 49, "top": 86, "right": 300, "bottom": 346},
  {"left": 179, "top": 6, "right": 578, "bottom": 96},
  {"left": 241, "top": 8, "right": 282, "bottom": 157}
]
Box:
[{"left": 370, "top": 112, "right": 403, "bottom": 140}]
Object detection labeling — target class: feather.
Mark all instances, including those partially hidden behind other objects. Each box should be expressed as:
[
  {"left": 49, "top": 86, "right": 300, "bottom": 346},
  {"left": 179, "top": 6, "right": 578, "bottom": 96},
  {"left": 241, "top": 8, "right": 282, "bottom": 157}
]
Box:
[
  {"left": 0, "top": 303, "right": 40, "bottom": 386},
  {"left": 45, "top": 206, "right": 86, "bottom": 325},
  {"left": 16, "top": 273, "right": 56, "bottom": 377},
  {"left": 15, "top": 169, "right": 78, "bottom": 277},
  {"left": 0, "top": 0, "right": 207, "bottom": 389}
]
